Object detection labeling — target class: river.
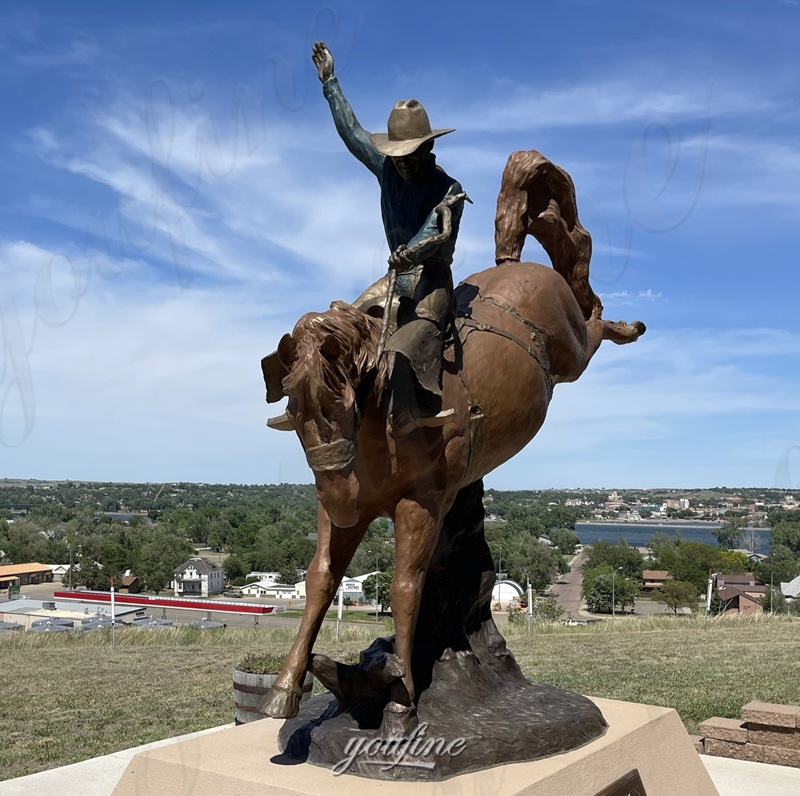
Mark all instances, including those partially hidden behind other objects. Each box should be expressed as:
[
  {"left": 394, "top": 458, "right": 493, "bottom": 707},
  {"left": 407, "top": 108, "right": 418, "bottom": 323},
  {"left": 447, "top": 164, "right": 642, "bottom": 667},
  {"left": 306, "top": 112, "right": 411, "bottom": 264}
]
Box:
[{"left": 575, "top": 520, "right": 769, "bottom": 550}]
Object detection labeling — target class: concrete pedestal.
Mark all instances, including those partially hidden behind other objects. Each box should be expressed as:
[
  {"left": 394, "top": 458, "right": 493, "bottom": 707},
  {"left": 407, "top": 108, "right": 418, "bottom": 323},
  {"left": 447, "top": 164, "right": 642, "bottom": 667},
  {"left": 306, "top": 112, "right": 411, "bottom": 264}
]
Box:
[{"left": 112, "top": 697, "right": 719, "bottom": 795}]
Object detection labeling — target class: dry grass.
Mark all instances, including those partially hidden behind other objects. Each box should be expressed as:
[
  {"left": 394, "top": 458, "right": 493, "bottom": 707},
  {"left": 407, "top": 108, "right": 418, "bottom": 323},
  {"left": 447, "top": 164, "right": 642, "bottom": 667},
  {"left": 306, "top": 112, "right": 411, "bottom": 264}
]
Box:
[
  {"left": 506, "top": 614, "right": 800, "bottom": 734},
  {"left": 1, "top": 615, "right": 798, "bottom": 781},
  {"left": 0, "top": 624, "right": 377, "bottom": 780}
]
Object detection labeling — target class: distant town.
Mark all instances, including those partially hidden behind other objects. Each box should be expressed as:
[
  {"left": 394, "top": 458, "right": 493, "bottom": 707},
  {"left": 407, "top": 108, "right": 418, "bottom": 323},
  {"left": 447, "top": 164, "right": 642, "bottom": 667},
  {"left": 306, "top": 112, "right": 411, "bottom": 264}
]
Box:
[
  {"left": 2, "top": 480, "right": 799, "bottom": 624},
  {"left": 487, "top": 486, "right": 798, "bottom": 526},
  {"left": 1, "top": 479, "right": 797, "bottom": 525}
]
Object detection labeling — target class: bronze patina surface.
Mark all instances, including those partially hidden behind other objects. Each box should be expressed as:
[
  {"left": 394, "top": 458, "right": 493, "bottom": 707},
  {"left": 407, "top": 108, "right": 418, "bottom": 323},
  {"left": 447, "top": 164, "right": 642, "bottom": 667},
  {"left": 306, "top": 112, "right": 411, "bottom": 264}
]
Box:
[{"left": 258, "top": 44, "right": 645, "bottom": 780}]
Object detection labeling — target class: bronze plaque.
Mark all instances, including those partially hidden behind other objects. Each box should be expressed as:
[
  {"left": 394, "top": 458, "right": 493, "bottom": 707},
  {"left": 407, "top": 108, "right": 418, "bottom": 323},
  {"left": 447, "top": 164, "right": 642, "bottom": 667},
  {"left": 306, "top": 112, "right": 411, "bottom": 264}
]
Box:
[{"left": 593, "top": 769, "right": 648, "bottom": 796}]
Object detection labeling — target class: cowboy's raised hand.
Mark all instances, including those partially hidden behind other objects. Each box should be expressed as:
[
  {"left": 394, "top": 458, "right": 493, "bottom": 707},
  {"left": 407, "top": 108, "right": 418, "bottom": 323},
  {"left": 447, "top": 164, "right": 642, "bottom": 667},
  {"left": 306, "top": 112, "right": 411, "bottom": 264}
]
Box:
[
  {"left": 388, "top": 244, "right": 414, "bottom": 272},
  {"left": 312, "top": 41, "right": 334, "bottom": 83}
]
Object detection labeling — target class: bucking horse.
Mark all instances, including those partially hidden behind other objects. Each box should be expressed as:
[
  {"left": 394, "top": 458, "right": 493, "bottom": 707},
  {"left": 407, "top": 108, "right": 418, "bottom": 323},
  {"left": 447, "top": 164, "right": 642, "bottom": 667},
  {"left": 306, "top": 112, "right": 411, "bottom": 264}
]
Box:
[{"left": 259, "top": 150, "right": 645, "bottom": 734}]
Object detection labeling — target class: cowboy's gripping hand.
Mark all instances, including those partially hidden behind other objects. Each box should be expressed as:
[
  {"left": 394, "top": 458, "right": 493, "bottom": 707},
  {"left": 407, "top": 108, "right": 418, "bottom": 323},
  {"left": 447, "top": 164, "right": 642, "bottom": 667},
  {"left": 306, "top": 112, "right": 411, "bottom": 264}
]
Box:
[
  {"left": 388, "top": 244, "right": 414, "bottom": 273},
  {"left": 312, "top": 41, "right": 334, "bottom": 83}
]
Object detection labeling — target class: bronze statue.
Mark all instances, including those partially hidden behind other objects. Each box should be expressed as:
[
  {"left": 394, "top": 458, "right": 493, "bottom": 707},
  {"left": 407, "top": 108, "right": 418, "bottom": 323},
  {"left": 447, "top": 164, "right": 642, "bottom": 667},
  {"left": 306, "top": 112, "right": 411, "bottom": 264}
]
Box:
[
  {"left": 312, "top": 41, "right": 467, "bottom": 433},
  {"left": 257, "top": 44, "right": 645, "bottom": 781}
]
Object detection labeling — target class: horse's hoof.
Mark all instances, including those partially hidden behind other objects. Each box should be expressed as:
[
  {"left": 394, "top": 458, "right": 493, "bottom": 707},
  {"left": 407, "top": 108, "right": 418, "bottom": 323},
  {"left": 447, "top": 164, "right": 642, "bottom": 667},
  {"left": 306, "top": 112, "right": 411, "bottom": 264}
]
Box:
[
  {"left": 632, "top": 320, "right": 646, "bottom": 337},
  {"left": 382, "top": 700, "right": 418, "bottom": 736},
  {"left": 260, "top": 684, "right": 302, "bottom": 719}
]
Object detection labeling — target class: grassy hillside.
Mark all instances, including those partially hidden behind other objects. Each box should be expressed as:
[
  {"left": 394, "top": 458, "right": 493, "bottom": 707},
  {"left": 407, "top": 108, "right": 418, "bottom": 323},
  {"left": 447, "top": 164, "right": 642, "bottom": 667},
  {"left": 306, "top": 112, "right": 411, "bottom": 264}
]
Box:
[{"left": 2, "top": 615, "right": 798, "bottom": 781}]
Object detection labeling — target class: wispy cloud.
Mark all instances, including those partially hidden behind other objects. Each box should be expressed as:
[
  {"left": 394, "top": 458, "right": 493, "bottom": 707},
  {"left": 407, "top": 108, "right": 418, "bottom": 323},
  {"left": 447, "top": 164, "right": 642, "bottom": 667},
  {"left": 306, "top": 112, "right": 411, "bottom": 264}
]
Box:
[
  {"left": 443, "top": 76, "right": 772, "bottom": 133},
  {"left": 16, "top": 39, "right": 101, "bottom": 68},
  {"left": 4, "top": 3, "right": 799, "bottom": 488},
  {"left": 601, "top": 289, "right": 663, "bottom": 306}
]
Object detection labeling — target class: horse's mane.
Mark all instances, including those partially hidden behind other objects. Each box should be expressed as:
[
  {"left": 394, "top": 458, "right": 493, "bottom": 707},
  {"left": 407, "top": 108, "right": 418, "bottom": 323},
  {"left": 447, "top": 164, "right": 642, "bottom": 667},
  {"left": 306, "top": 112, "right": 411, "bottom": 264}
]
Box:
[{"left": 283, "top": 301, "right": 385, "bottom": 412}]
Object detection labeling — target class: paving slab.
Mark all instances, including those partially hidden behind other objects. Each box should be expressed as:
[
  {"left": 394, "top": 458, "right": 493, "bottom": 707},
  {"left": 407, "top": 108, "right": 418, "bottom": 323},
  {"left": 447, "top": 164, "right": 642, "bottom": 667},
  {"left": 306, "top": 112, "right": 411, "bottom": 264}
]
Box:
[
  {"left": 2, "top": 724, "right": 800, "bottom": 795},
  {"left": 0, "top": 726, "right": 231, "bottom": 796},
  {"left": 701, "top": 753, "right": 800, "bottom": 796}
]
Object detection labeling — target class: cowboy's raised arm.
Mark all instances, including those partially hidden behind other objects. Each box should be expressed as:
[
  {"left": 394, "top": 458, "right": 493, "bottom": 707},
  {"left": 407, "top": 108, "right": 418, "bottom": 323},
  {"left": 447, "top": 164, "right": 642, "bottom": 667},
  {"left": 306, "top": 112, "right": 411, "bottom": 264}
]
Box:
[{"left": 313, "top": 41, "right": 383, "bottom": 177}]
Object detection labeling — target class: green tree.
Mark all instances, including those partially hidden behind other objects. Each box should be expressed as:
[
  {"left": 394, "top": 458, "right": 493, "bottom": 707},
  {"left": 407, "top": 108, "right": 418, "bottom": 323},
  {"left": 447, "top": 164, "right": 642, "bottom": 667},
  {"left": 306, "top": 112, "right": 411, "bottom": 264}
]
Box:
[
  {"left": 771, "top": 521, "right": 800, "bottom": 555},
  {"left": 647, "top": 531, "right": 681, "bottom": 572},
  {"left": 712, "top": 517, "right": 745, "bottom": 550},
  {"left": 349, "top": 522, "right": 395, "bottom": 577},
  {"left": 753, "top": 545, "right": 800, "bottom": 586},
  {"left": 760, "top": 587, "right": 789, "bottom": 614},
  {"left": 547, "top": 528, "right": 580, "bottom": 556},
  {"left": 277, "top": 564, "right": 300, "bottom": 586},
  {"left": 716, "top": 549, "right": 750, "bottom": 574},
  {"left": 669, "top": 542, "right": 721, "bottom": 593},
  {"left": 582, "top": 566, "right": 637, "bottom": 614},
  {"left": 362, "top": 570, "right": 394, "bottom": 612},
  {"left": 657, "top": 580, "right": 698, "bottom": 615},
  {"left": 71, "top": 543, "right": 106, "bottom": 590},
  {"left": 504, "top": 505, "right": 546, "bottom": 536},
  {"left": 223, "top": 554, "right": 248, "bottom": 585},
  {"left": 136, "top": 527, "right": 194, "bottom": 594},
  {"left": 583, "top": 540, "right": 643, "bottom": 579},
  {"left": 98, "top": 536, "right": 130, "bottom": 584},
  {"left": 505, "top": 536, "right": 565, "bottom": 592},
  {"left": 530, "top": 595, "right": 565, "bottom": 622}
]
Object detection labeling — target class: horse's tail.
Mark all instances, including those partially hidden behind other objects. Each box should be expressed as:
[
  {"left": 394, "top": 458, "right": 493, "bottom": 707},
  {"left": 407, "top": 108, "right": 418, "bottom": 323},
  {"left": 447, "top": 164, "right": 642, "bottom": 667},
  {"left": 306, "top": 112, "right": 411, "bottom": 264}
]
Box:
[{"left": 494, "top": 150, "right": 601, "bottom": 320}]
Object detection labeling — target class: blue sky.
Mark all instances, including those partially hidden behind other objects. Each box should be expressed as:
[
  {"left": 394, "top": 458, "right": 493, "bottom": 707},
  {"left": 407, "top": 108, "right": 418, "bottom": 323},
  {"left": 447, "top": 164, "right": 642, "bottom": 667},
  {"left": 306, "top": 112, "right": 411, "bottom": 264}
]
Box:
[{"left": 1, "top": 1, "right": 799, "bottom": 489}]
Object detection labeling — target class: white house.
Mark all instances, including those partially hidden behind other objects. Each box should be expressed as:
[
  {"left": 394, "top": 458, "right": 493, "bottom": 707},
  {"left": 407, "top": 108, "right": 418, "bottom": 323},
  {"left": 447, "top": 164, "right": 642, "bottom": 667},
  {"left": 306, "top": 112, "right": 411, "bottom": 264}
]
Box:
[
  {"left": 240, "top": 580, "right": 300, "bottom": 599},
  {"left": 295, "top": 576, "right": 364, "bottom": 602},
  {"left": 781, "top": 575, "right": 800, "bottom": 600},
  {"left": 45, "top": 564, "right": 70, "bottom": 580},
  {"left": 172, "top": 557, "right": 224, "bottom": 597},
  {"left": 245, "top": 571, "right": 280, "bottom": 585}
]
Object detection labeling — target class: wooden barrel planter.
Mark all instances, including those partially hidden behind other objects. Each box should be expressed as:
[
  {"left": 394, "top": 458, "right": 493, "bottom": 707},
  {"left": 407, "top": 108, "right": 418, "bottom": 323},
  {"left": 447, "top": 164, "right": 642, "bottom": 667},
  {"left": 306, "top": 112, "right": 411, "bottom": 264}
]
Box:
[{"left": 233, "top": 668, "right": 313, "bottom": 725}]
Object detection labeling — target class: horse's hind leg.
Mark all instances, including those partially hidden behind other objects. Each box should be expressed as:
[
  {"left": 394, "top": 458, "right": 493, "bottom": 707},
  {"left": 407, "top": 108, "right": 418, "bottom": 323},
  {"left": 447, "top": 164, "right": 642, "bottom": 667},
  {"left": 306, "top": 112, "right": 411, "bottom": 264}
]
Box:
[
  {"left": 602, "top": 318, "right": 646, "bottom": 345},
  {"left": 261, "top": 505, "right": 369, "bottom": 719}
]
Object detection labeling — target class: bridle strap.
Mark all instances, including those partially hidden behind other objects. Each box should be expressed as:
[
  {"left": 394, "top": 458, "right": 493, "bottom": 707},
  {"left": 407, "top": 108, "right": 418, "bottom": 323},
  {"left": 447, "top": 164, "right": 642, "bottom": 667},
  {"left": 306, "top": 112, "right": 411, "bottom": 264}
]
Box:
[{"left": 304, "top": 438, "right": 356, "bottom": 471}]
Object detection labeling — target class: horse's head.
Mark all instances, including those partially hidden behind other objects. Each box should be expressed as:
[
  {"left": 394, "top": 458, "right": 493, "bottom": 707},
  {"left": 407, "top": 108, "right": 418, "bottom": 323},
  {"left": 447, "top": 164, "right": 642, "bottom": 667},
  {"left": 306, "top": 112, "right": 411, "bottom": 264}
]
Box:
[{"left": 264, "top": 302, "right": 378, "bottom": 528}]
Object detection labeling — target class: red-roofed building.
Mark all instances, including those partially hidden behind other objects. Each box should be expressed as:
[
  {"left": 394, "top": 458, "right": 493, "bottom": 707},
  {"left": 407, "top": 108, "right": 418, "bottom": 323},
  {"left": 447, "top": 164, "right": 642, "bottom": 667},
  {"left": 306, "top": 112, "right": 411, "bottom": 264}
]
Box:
[{"left": 0, "top": 562, "right": 54, "bottom": 590}]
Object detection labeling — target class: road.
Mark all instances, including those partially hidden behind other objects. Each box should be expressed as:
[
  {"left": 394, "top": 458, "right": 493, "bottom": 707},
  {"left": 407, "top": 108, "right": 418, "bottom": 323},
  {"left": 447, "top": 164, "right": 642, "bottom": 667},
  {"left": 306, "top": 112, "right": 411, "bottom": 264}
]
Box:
[
  {"left": 2, "top": 582, "right": 391, "bottom": 631},
  {"left": 549, "top": 552, "right": 587, "bottom": 619},
  {"left": 546, "top": 554, "right": 690, "bottom": 620}
]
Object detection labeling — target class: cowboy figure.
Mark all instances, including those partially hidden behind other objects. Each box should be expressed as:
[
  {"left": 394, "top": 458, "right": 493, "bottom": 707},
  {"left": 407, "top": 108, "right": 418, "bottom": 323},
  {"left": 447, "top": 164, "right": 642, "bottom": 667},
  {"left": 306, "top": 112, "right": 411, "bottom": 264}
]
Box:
[{"left": 312, "top": 41, "right": 464, "bottom": 432}]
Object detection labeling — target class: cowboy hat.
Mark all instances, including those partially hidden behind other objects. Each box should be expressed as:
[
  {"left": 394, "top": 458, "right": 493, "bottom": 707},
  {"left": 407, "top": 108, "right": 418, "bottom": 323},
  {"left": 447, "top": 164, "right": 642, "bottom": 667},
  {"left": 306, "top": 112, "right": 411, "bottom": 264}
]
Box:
[{"left": 369, "top": 99, "right": 454, "bottom": 157}]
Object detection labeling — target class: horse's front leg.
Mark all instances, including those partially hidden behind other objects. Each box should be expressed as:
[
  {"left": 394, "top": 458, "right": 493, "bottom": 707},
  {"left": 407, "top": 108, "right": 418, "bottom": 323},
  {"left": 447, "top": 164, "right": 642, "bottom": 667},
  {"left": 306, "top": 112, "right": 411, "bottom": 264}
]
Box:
[
  {"left": 262, "top": 504, "right": 369, "bottom": 718},
  {"left": 385, "top": 496, "right": 442, "bottom": 733}
]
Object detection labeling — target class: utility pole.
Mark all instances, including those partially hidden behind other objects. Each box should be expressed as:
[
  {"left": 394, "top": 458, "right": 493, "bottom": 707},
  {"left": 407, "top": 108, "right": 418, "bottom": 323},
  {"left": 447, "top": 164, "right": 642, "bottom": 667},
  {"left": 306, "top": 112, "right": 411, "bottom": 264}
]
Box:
[
  {"left": 527, "top": 579, "right": 533, "bottom": 634},
  {"left": 704, "top": 570, "right": 716, "bottom": 629},
  {"left": 375, "top": 552, "right": 380, "bottom": 623},
  {"left": 110, "top": 577, "right": 116, "bottom": 650},
  {"left": 335, "top": 583, "right": 343, "bottom": 641}
]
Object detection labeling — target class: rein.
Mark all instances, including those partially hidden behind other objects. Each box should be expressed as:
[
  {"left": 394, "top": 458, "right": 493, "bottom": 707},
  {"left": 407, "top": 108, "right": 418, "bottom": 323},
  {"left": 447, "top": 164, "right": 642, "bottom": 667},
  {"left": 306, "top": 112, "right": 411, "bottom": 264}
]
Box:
[{"left": 457, "top": 293, "right": 552, "bottom": 394}]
